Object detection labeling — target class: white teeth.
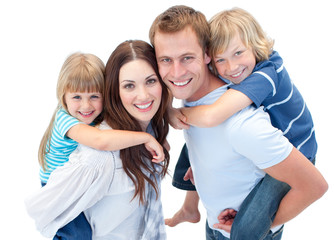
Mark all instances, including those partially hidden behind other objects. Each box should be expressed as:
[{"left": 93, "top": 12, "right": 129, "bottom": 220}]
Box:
[
  {"left": 231, "top": 71, "right": 242, "bottom": 78},
  {"left": 80, "top": 111, "right": 93, "bottom": 116},
  {"left": 172, "top": 79, "right": 191, "bottom": 86},
  {"left": 135, "top": 102, "right": 152, "bottom": 109}
]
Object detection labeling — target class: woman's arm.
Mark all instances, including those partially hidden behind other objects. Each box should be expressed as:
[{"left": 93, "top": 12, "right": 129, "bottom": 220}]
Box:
[
  {"left": 264, "top": 147, "right": 328, "bottom": 228},
  {"left": 181, "top": 89, "right": 253, "bottom": 128},
  {"left": 67, "top": 125, "right": 164, "bottom": 162}
]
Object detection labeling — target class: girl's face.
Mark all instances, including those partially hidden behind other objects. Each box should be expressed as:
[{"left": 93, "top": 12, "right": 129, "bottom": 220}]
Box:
[
  {"left": 64, "top": 91, "right": 103, "bottom": 124},
  {"left": 119, "top": 59, "right": 162, "bottom": 130},
  {"left": 213, "top": 33, "right": 256, "bottom": 84}
]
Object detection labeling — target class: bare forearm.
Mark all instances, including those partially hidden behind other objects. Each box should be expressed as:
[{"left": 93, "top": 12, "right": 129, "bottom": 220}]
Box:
[
  {"left": 95, "top": 130, "right": 153, "bottom": 151},
  {"left": 265, "top": 148, "right": 328, "bottom": 228},
  {"left": 181, "top": 105, "right": 216, "bottom": 127},
  {"left": 272, "top": 187, "right": 324, "bottom": 227},
  {"left": 182, "top": 89, "right": 252, "bottom": 128}
]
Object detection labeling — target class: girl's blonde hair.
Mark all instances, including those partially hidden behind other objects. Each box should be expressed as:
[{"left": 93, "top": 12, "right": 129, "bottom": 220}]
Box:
[
  {"left": 209, "top": 7, "right": 274, "bottom": 76},
  {"left": 38, "top": 52, "right": 105, "bottom": 170}
]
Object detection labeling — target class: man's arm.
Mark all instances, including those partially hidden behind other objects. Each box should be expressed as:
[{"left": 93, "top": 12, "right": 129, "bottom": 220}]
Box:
[{"left": 264, "top": 147, "right": 328, "bottom": 228}]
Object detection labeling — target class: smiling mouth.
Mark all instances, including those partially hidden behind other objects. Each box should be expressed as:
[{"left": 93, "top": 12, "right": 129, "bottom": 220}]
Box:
[
  {"left": 135, "top": 101, "right": 153, "bottom": 110},
  {"left": 230, "top": 69, "right": 244, "bottom": 78},
  {"left": 79, "top": 111, "right": 94, "bottom": 117},
  {"left": 170, "top": 79, "right": 192, "bottom": 87}
]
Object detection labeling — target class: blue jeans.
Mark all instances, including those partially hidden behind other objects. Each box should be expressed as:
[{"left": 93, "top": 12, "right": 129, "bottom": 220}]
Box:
[
  {"left": 172, "top": 144, "right": 196, "bottom": 191},
  {"left": 41, "top": 182, "right": 92, "bottom": 240},
  {"left": 206, "top": 220, "right": 284, "bottom": 240},
  {"left": 172, "top": 143, "right": 300, "bottom": 240}
]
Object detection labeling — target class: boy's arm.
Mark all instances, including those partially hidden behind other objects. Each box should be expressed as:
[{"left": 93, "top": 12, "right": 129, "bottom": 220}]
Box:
[
  {"left": 67, "top": 124, "right": 164, "bottom": 162},
  {"left": 181, "top": 89, "right": 252, "bottom": 128},
  {"left": 264, "top": 147, "right": 328, "bottom": 228},
  {"left": 168, "top": 106, "right": 189, "bottom": 130}
]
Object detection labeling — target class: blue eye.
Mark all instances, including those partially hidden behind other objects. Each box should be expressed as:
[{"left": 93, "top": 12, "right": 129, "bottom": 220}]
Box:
[
  {"left": 161, "top": 58, "right": 171, "bottom": 63},
  {"left": 183, "top": 56, "right": 193, "bottom": 62},
  {"left": 91, "top": 95, "right": 100, "bottom": 99},
  {"left": 73, "top": 95, "right": 81, "bottom": 99},
  {"left": 235, "top": 51, "right": 243, "bottom": 56},
  {"left": 215, "top": 58, "right": 225, "bottom": 63}
]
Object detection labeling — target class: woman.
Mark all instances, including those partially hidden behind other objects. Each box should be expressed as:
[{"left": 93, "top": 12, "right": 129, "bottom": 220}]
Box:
[{"left": 25, "top": 40, "right": 170, "bottom": 240}]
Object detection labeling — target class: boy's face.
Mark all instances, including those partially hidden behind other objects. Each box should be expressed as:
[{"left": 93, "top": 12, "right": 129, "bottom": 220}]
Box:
[
  {"left": 213, "top": 34, "right": 256, "bottom": 84},
  {"left": 154, "top": 26, "right": 211, "bottom": 101}
]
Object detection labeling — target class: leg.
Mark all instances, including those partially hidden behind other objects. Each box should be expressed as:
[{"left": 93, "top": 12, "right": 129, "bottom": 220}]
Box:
[
  {"left": 230, "top": 174, "right": 291, "bottom": 240},
  {"left": 165, "top": 144, "right": 201, "bottom": 227},
  {"left": 172, "top": 144, "right": 197, "bottom": 191},
  {"left": 262, "top": 225, "right": 284, "bottom": 240},
  {"left": 53, "top": 212, "right": 92, "bottom": 240},
  {"left": 165, "top": 191, "right": 201, "bottom": 227}
]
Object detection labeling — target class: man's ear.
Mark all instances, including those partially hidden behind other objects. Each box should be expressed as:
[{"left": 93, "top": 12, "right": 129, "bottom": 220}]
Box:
[{"left": 204, "top": 49, "right": 211, "bottom": 65}]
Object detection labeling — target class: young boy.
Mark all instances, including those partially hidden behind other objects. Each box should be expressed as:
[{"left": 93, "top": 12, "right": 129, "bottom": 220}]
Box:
[{"left": 167, "top": 7, "right": 317, "bottom": 239}]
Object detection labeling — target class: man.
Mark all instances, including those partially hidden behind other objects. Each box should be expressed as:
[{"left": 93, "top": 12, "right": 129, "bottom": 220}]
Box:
[{"left": 149, "top": 5, "right": 328, "bottom": 240}]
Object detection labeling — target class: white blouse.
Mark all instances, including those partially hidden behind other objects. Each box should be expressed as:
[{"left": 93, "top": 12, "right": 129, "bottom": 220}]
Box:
[{"left": 25, "top": 122, "right": 166, "bottom": 240}]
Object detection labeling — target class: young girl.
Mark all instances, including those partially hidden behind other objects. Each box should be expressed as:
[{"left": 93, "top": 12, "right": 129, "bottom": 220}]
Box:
[
  {"left": 167, "top": 7, "right": 317, "bottom": 239},
  {"left": 36, "top": 52, "right": 165, "bottom": 239},
  {"left": 26, "top": 40, "right": 170, "bottom": 239}
]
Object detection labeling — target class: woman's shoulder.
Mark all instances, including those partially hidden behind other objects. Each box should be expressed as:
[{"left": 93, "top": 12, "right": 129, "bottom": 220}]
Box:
[{"left": 97, "top": 121, "right": 112, "bottom": 130}]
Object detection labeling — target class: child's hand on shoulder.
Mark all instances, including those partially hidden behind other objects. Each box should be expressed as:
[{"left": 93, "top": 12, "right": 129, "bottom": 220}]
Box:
[
  {"left": 168, "top": 107, "right": 189, "bottom": 130},
  {"left": 144, "top": 136, "right": 165, "bottom": 163}
]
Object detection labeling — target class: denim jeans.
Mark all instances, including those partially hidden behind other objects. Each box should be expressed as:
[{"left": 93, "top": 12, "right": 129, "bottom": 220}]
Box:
[
  {"left": 230, "top": 174, "right": 290, "bottom": 240},
  {"left": 206, "top": 220, "right": 284, "bottom": 240},
  {"left": 172, "top": 143, "right": 294, "bottom": 240},
  {"left": 41, "top": 182, "right": 92, "bottom": 240},
  {"left": 172, "top": 144, "right": 196, "bottom": 191}
]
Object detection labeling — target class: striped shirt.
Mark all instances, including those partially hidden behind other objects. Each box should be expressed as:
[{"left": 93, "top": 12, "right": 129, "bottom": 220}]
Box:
[
  {"left": 39, "top": 108, "right": 81, "bottom": 183},
  {"left": 228, "top": 51, "right": 317, "bottom": 160}
]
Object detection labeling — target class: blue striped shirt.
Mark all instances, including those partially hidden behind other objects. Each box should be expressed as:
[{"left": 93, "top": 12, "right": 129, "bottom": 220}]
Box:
[
  {"left": 228, "top": 51, "right": 317, "bottom": 160},
  {"left": 39, "top": 108, "right": 81, "bottom": 183}
]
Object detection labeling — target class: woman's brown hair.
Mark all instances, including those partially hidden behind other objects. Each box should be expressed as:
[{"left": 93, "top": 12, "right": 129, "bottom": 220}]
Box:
[{"left": 104, "top": 40, "right": 170, "bottom": 203}]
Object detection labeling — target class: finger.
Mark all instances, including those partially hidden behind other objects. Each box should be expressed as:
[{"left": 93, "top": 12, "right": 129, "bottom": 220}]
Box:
[{"left": 212, "top": 223, "right": 232, "bottom": 233}]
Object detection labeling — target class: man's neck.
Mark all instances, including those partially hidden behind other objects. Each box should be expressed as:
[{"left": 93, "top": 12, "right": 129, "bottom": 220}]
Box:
[{"left": 187, "top": 70, "right": 226, "bottom": 102}]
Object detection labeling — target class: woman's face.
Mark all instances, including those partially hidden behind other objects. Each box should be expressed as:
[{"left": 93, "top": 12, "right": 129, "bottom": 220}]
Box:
[{"left": 119, "top": 59, "right": 162, "bottom": 130}]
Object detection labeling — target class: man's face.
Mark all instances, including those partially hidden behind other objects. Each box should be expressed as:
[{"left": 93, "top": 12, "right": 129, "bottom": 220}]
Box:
[{"left": 154, "top": 26, "right": 211, "bottom": 101}]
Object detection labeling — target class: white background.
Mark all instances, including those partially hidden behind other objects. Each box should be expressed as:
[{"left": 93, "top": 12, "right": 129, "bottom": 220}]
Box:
[{"left": 1, "top": 0, "right": 333, "bottom": 239}]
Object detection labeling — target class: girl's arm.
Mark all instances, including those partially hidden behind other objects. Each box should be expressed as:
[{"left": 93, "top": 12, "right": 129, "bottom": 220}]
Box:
[
  {"left": 181, "top": 89, "right": 253, "bottom": 128},
  {"left": 67, "top": 125, "right": 164, "bottom": 163}
]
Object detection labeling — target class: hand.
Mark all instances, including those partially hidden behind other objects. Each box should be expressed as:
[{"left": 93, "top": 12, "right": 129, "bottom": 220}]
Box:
[
  {"left": 184, "top": 167, "right": 195, "bottom": 185},
  {"left": 144, "top": 136, "right": 165, "bottom": 163},
  {"left": 213, "top": 208, "right": 237, "bottom": 233},
  {"left": 168, "top": 107, "right": 189, "bottom": 130}
]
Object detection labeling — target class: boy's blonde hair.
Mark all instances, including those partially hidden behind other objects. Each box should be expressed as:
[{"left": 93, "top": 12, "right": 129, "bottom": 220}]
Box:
[
  {"left": 38, "top": 52, "right": 105, "bottom": 170},
  {"left": 209, "top": 7, "right": 274, "bottom": 75}
]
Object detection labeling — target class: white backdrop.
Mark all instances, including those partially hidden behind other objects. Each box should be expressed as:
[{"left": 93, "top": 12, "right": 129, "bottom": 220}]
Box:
[{"left": 1, "top": 0, "right": 333, "bottom": 239}]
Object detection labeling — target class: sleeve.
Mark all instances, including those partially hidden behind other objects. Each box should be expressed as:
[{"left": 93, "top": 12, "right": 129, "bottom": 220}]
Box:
[
  {"left": 56, "top": 109, "right": 81, "bottom": 138},
  {"left": 229, "top": 107, "right": 293, "bottom": 169},
  {"left": 230, "top": 61, "right": 278, "bottom": 107},
  {"left": 24, "top": 145, "right": 116, "bottom": 237}
]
